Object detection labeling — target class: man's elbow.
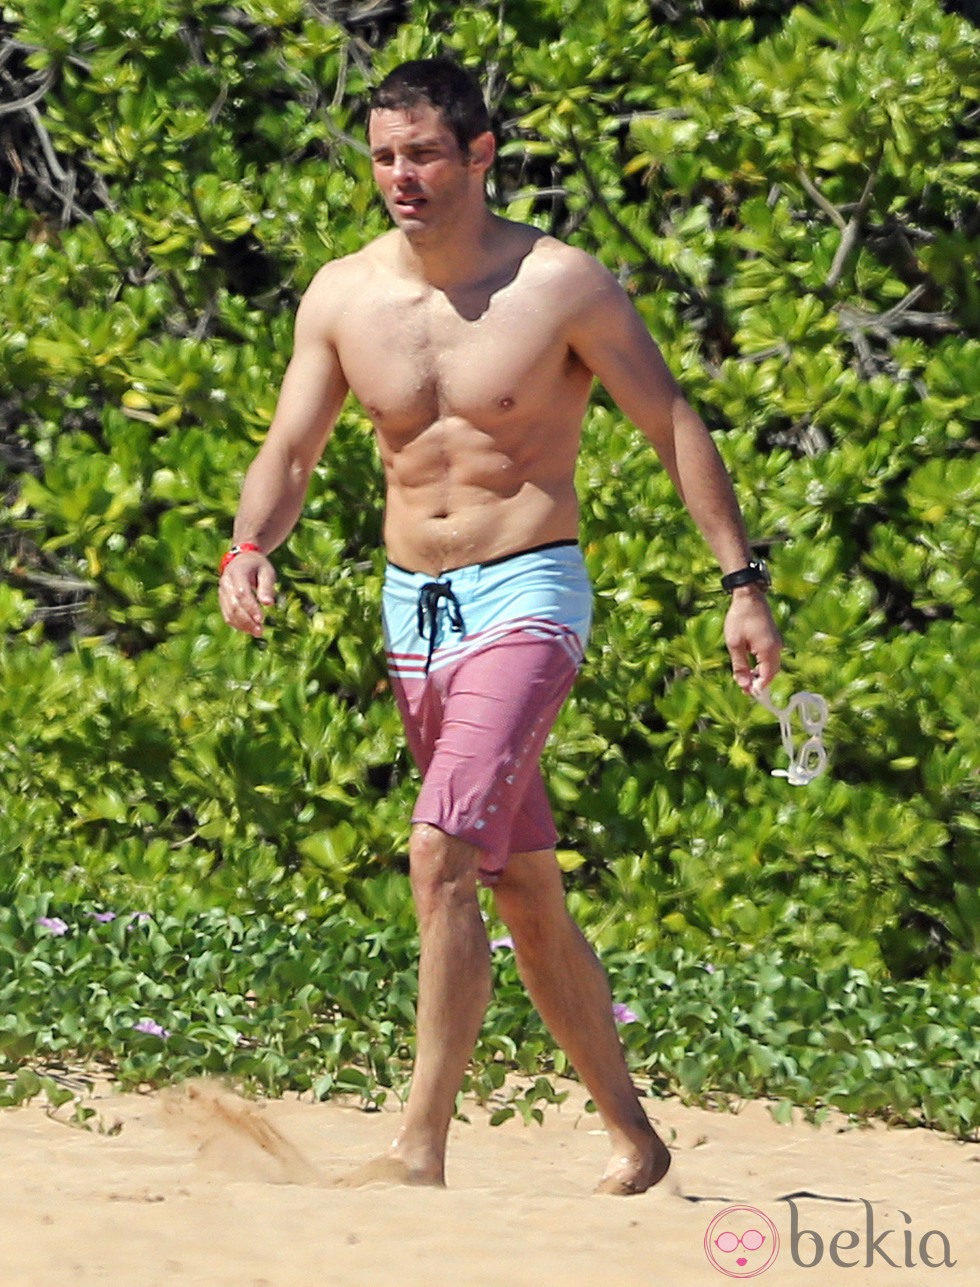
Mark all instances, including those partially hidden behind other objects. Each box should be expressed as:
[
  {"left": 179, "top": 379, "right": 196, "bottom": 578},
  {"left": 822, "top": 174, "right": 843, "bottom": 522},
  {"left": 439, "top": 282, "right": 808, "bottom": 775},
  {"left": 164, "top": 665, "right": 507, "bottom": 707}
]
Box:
[
  {"left": 286, "top": 448, "right": 316, "bottom": 495},
  {"left": 252, "top": 436, "right": 314, "bottom": 493}
]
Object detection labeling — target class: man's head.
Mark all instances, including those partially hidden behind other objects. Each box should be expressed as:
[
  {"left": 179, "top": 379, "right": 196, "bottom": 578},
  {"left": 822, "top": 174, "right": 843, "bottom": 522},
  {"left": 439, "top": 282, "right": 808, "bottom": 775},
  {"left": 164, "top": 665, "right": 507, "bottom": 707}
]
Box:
[
  {"left": 368, "top": 58, "right": 495, "bottom": 240},
  {"left": 369, "top": 57, "right": 492, "bottom": 159}
]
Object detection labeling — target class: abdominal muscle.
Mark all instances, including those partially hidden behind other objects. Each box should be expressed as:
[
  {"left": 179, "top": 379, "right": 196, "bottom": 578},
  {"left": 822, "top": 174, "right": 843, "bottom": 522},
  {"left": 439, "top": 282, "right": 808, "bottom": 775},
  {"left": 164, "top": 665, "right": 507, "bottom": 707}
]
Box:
[{"left": 378, "top": 412, "right": 583, "bottom": 575}]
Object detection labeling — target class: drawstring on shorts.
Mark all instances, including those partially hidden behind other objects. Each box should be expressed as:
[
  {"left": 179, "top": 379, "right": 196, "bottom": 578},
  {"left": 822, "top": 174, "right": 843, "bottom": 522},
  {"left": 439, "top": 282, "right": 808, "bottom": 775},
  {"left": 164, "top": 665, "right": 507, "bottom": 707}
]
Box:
[{"left": 417, "top": 579, "right": 465, "bottom": 673}]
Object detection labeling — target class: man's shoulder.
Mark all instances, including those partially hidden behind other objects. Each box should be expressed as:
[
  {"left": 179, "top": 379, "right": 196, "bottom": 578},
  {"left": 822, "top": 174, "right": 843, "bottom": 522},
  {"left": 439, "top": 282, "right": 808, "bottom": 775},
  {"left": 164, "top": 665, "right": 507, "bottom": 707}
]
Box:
[
  {"left": 305, "top": 232, "right": 395, "bottom": 292},
  {"left": 519, "top": 229, "right": 617, "bottom": 290},
  {"left": 296, "top": 233, "right": 398, "bottom": 330},
  {"left": 507, "top": 230, "right": 625, "bottom": 329}
]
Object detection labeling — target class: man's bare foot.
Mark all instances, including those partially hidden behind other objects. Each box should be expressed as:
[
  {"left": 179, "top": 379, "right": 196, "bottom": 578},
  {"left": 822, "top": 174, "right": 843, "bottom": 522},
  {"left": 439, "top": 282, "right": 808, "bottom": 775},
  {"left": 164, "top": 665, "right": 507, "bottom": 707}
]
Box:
[
  {"left": 594, "top": 1134, "right": 672, "bottom": 1196},
  {"left": 334, "top": 1145, "right": 445, "bottom": 1189}
]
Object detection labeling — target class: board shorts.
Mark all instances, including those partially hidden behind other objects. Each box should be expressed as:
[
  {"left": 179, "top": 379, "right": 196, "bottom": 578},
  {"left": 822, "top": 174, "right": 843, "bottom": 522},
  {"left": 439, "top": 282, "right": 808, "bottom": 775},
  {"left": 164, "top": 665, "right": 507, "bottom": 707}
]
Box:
[{"left": 382, "top": 541, "right": 593, "bottom": 885}]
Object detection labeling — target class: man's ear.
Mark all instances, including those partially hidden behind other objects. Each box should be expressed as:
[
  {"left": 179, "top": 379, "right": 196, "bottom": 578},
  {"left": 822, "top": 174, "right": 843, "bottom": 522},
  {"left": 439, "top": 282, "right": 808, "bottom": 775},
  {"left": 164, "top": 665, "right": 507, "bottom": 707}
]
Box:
[{"left": 466, "top": 130, "right": 496, "bottom": 174}]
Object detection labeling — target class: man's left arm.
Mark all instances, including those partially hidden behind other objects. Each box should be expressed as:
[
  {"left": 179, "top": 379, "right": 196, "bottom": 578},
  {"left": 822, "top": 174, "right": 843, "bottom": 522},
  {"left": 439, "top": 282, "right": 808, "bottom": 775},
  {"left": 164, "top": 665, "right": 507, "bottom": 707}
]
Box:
[{"left": 566, "top": 260, "right": 782, "bottom": 690}]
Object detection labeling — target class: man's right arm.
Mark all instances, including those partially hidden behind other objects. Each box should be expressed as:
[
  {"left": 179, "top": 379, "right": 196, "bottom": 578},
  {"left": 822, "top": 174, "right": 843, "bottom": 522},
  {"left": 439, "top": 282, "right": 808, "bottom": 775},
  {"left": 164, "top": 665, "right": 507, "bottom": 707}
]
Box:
[{"left": 219, "top": 268, "right": 350, "bottom": 637}]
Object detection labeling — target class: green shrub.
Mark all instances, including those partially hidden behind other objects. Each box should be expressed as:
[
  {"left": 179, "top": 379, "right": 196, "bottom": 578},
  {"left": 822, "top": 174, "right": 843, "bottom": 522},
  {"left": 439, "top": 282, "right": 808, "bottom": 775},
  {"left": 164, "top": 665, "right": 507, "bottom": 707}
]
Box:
[{"left": 1, "top": 0, "right": 977, "bottom": 1125}]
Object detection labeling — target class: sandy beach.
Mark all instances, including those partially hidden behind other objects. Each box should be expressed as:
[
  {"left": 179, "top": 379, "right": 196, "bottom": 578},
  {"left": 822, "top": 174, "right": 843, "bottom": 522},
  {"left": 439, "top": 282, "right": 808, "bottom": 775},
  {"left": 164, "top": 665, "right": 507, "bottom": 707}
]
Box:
[{"left": 1, "top": 1076, "right": 976, "bottom": 1286}]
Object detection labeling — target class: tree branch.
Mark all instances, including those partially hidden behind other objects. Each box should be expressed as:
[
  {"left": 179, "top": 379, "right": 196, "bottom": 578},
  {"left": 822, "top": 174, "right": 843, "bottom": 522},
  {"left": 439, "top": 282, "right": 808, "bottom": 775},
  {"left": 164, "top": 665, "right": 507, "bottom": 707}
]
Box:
[
  {"left": 566, "top": 128, "right": 706, "bottom": 311},
  {"left": 11, "top": 568, "right": 96, "bottom": 595},
  {"left": 25, "top": 101, "right": 68, "bottom": 182},
  {"left": 825, "top": 151, "right": 883, "bottom": 289},
  {"left": 795, "top": 165, "right": 846, "bottom": 230},
  {"left": 836, "top": 284, "right": 958, "bottom": 339},
  {"left": 0, "top": 68, "right": 54, "bottom": 116}
]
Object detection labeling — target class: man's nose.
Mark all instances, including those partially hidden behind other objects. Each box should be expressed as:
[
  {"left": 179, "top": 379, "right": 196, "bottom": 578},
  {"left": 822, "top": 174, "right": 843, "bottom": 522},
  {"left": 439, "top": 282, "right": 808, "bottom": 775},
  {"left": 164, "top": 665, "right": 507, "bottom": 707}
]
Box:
[{"left": 392, "top": 155, "right": 416, "bottom": 182}]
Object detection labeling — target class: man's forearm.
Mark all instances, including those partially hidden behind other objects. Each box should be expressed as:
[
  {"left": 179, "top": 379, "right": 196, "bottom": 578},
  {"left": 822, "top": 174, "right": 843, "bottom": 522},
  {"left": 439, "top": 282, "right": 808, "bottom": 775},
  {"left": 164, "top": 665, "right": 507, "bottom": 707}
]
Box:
[
  {"left": 660, "top": 398, "right": 782, "bottom": 686},
  {"left": 664, "top": 398, "right": 755, "bottom": 574},
  {"left": 232, "top": 442, "right": 312, "bottom": 554}
]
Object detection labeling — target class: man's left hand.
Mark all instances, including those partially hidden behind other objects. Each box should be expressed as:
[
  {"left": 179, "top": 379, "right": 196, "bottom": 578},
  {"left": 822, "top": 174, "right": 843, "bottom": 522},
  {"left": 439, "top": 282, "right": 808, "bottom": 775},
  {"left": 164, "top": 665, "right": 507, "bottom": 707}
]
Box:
[{"left": 724, "top": 588, "right": 782, "bottom": 693}]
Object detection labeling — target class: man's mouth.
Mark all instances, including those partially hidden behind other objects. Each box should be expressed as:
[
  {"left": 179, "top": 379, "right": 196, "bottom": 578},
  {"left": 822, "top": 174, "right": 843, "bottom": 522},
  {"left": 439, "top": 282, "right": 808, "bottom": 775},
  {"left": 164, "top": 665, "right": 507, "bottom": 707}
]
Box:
[{"left": 394, "top": 195, "right": 427, "bottom": 214}]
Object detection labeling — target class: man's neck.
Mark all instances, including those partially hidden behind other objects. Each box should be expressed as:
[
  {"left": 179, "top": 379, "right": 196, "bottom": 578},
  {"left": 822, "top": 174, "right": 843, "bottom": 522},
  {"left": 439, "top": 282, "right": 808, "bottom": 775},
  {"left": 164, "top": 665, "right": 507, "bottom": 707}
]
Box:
[{"left": 395, "top": 206, "right": 502, "bottom": 292}]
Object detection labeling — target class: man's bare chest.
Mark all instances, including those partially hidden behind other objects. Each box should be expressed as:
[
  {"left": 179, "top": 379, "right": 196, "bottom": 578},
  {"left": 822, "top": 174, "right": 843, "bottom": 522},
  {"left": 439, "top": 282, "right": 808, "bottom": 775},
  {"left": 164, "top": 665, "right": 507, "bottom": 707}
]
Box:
[{"left": 334, "top": 284, "right": 577, "bottom": 432}]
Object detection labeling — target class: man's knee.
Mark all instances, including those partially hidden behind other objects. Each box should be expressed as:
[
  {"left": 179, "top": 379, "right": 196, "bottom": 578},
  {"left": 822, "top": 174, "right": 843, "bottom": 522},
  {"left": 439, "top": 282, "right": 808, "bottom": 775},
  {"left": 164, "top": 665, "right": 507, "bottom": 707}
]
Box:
[
  {"left": 492, "top": 850, "right": 568, "bottom": 952},
  {"left": 409, "top": 824, "right": 482, "bottom": 916}
]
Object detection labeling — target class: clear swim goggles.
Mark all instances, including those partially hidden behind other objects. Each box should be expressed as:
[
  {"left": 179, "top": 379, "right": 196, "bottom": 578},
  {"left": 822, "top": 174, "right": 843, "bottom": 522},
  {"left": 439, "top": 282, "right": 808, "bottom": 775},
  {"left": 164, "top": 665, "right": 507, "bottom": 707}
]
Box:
[{"left": 751, "top": 682, "right": 829, "bottom": 786}]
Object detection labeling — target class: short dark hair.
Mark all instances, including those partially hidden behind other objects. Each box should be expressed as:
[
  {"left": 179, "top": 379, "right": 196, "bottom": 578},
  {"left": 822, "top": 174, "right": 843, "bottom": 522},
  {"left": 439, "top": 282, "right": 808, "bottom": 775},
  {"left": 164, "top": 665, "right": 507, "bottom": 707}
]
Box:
[{"left": 369, "top": 57, "right": 492, "bottom": 155}]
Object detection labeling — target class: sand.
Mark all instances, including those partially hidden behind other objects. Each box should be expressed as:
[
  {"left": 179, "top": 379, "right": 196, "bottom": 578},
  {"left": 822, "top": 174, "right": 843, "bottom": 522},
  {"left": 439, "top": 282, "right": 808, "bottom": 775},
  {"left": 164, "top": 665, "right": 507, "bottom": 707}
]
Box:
[{"left": 1, "top": 1075, "right": 976, "bottom": 1286}]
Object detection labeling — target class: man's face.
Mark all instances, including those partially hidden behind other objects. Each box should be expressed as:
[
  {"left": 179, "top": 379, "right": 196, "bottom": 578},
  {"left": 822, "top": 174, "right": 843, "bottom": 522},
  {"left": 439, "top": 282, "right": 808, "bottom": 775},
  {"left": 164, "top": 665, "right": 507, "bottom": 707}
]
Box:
[{"left": 368, "top": 103, "right": 481, "bottom": 239}]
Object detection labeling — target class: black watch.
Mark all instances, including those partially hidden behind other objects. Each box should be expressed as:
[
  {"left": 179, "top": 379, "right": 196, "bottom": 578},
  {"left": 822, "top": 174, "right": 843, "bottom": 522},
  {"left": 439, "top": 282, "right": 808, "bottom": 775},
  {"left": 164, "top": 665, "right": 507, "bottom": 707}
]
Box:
[{"left": 721, "top": 559, "right": 771, "bottom": 592}]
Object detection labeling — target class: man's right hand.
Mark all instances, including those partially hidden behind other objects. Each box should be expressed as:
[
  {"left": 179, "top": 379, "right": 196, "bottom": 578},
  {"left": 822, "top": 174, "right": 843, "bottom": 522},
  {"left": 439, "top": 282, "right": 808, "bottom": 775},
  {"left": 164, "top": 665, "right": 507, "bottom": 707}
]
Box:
[{"left": 218, "top": 552, "right": 277, "bottom": 637}]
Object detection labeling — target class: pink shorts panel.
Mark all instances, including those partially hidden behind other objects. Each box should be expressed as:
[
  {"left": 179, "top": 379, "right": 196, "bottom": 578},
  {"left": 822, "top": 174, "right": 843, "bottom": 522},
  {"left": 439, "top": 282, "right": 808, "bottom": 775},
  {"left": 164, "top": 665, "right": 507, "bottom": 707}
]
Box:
[{"left": 390, "top": 631, "right": 580, "bottom": 884}]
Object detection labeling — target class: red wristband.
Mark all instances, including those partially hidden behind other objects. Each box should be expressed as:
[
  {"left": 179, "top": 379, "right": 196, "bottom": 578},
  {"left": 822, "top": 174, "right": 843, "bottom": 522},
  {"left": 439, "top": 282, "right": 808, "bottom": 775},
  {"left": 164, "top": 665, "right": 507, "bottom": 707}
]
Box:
[{"left": 219, "top": 542, "right": 262, "bottom": 576}]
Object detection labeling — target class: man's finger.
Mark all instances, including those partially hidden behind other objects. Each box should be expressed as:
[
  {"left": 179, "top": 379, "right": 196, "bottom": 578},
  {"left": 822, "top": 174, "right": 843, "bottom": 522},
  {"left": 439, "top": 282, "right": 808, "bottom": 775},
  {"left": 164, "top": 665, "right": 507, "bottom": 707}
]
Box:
[
  {"left": 219, "top": 574, "right": 265, "bottom": 636},
  {"left": 728, "top": 643, "right": 754, "bottom": 691},
  {"left": 752, "top": 645, "right": 782, "bottom": 689},
  {"left": 256, "top": 561, "right": 277, "bottom": 605}
]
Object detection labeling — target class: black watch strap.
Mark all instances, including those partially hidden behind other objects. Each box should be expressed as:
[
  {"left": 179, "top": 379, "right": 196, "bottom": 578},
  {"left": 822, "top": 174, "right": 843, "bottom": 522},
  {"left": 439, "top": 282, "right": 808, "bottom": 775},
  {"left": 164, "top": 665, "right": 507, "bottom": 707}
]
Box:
[{"left": 721, "top": 560, "right": 771, "bottom": 592}]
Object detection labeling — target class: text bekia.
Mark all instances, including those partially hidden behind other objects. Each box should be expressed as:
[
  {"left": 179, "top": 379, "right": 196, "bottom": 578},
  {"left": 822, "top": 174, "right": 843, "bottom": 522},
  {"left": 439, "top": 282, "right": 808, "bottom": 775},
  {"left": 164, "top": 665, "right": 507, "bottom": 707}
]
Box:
[{"left": 786, "top": 1198, "right": 956, "bottom": 1269}]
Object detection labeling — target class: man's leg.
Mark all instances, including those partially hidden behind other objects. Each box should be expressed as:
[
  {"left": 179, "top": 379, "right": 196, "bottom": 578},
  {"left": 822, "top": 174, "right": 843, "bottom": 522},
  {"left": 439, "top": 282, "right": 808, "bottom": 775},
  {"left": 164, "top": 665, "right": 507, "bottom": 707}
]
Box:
[
  {"left": 340, "top": 822, "right": 490, "bottom": 1187},
  {"left": 492, "top": 849, "right": 671, "bottom": 1195}
]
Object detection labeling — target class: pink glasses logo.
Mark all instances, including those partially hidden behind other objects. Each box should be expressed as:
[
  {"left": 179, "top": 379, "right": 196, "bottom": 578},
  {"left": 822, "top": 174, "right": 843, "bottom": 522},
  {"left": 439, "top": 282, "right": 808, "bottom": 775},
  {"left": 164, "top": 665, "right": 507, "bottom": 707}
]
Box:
[{"left": 705, "top": 1205, "right": 780, "bottom": 1278}]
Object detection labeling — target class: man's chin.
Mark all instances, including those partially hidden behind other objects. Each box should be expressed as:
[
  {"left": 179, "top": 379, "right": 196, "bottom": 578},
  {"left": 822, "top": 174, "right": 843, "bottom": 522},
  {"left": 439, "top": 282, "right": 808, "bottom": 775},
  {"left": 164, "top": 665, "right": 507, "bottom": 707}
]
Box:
[
  {"left": 391, "top": 213, "right": 438, "bottom": 242},
  {"left": 392, "top": 201, "right": 428, "bottom": 224}
]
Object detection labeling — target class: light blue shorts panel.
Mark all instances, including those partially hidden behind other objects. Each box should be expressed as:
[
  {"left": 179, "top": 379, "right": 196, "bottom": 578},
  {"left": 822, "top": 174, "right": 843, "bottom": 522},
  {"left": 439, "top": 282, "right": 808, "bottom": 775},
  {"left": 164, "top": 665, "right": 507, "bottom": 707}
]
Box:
[{"left": 382, "top": 543, "right": 593, "bottom": 679}]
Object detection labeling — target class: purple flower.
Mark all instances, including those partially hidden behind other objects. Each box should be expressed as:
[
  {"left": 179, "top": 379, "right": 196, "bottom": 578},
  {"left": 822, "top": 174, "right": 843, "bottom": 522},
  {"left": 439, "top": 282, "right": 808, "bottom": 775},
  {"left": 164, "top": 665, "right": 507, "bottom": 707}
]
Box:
[
  {"left": 36, "top": 916, "right": 69, "bottom": 936},
  {"left": 87, "top": 910, "right": 117, "bottom": 923},
  {"left": 612, "top": 1002, "right": 639, "bottom": 1025},
  {"left": 126, "top": 912, "right": 152, "bottom": 929},
  {"left": 133, "top": 1018, "right": 170, "bottom": 1039},
  {"left": 703, "top": 962, "right": 716, "bottom": 974},
  {"left": 489, "top": 935, "right": 515, "bottom": 951}
]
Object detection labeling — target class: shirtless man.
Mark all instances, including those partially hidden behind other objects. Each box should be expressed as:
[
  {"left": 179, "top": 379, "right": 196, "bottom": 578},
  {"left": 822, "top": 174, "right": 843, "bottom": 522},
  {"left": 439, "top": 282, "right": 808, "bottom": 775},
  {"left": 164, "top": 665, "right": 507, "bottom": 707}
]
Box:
[{"left": 219, "top": 57, "right": 782, "bottom": 1195}]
